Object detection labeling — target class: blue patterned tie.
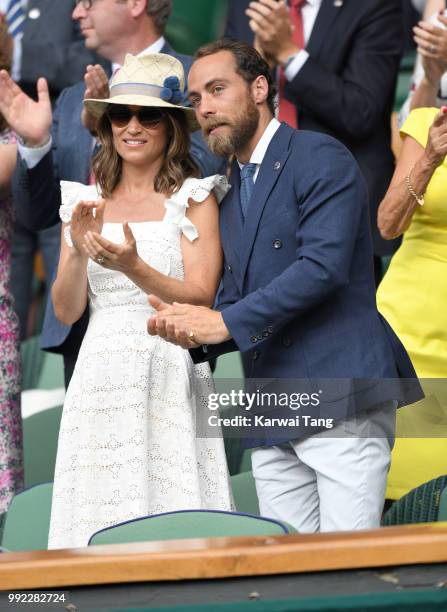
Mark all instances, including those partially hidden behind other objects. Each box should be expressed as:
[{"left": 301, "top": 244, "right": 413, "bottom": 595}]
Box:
[
  {"left": 239, "top": 163, "right": 257, "bottom": 220},
  {"left": 6, "top": 0, "right": 26, "bottom": 37}
]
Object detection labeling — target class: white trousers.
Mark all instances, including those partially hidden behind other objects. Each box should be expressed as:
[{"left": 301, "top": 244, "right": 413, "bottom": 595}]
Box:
[{"left": 251, "top": 402, "right": 396, "bottom": 533}]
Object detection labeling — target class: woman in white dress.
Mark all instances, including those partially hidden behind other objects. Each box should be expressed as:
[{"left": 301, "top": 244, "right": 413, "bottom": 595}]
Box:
[{"left": 48, "top": 53, "right": 233, "bottom": 549}]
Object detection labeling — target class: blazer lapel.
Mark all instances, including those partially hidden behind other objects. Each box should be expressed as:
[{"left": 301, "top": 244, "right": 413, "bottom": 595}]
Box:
[
  {"left": 306, "top": 0, "right": 346, "bottom": 59},
  {"left": 239, "top": 124, "right": 293, "bottom": 289}
]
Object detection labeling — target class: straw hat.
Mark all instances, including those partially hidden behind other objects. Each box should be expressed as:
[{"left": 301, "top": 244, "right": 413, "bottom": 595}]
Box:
[{"left": 84, "top": 52, "right": 200, "bottom": 131}]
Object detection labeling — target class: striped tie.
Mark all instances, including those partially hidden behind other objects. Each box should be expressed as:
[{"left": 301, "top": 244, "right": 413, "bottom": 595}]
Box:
[{"left": 6, "top": 0, "right": 26, "bottom": 37}]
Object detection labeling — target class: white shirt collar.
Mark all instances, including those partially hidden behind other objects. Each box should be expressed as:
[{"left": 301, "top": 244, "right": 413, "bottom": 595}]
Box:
[
  {"left": 111, "top": 36, "right": 165, "bottom": 74},
  {"left": 238, "top": 118, "right": 281, "bottom": 173}
]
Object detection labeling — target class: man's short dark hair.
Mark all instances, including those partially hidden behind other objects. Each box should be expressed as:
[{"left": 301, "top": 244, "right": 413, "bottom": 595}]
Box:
[
  {"left": 196, "top": 39, "right": 277, "bottom": 115},
  {"left": 146, "top": 0, "right": 172, "bottom": 34}
]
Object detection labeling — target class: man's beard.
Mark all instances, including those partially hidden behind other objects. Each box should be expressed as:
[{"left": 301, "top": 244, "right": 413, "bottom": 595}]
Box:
[{"left": 203, "top": 100, "right": 260, "bottom": 157}]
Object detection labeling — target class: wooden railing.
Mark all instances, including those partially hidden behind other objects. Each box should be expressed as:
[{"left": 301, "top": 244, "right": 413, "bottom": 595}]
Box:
[{"left": 2, "top": 523, "right": 447, "bottom": 590}]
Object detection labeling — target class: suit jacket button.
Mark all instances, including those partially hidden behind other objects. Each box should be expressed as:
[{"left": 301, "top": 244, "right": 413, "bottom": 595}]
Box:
[
  {"left": 274, "top": 161, "right": 281, "bottom": 171},
  {"left": 250, "top": 336, "right": 257, "bottom": 343},
  {"left": 253, "top": 350, "right": 260, "bottom": 360},
  {"left": 257, "top": 334, "right": 263, "bottom": 341},
  {"left": 273, "top": 239, "right": 283, "bottom": 249},
  {"left": 282, "top": 337, "right": 292, "bottom": 347},
  {"left": 226, "top": 264, "right": 232, "bottom": 273},
  {"left": 262, "top": 330, "right": 269, "bottom": 338},
  {"left": 267, "top": 326, "right": 274, "bottom": 333}
]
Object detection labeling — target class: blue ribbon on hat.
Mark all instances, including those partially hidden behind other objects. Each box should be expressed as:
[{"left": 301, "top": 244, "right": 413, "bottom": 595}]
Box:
[{"left": 160, "top": 76, "right": 183, "bottom": 105}]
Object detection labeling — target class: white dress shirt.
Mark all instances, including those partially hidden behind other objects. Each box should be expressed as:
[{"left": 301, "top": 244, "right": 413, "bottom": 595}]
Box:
[
  {"left": 19, "top": 36, "right": 167, "bottom": 169},
  {"left": 237, "top": 118, "right": 281, "bottom": 182}
]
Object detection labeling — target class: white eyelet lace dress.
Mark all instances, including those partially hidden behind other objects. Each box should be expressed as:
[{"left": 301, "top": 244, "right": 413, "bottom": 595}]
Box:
[{"left": 47, "top": 175, "right": 234, "bottom": 549}]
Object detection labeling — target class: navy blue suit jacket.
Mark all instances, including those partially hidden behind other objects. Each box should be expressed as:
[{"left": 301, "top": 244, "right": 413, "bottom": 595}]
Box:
[
  {"left": 19, "top": 0, "right": 106, "bottom": 100},
  {"left": 224, "top": 0, "right": 402, "bottom": 257},
  {"left": 191, "top": 123, "right": 422, "bottom": 447},
  {"left": 12, "top": 43, "right": 224, "bottom": 353}
]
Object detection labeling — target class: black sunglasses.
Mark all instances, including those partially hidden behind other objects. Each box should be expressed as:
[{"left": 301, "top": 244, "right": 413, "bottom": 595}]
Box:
[{"left": 105, "top": 105, "right": 165, "bottom": 128}]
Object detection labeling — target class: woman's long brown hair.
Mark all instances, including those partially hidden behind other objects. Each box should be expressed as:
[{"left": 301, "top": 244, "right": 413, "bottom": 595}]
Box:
[{"left": 92, "top": 108, "right": 199, "bottom": 198}]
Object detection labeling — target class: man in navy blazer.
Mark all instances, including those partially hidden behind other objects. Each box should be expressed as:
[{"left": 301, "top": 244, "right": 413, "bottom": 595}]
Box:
[
  {"left": 225, "top": 0, "right": 403, "bottom": 286},
  {"left": 148, "top": 40, "right": 422, "bottom": 533},
  {"left": 0, "top": 0, "right": 223, "bottom": 386}
]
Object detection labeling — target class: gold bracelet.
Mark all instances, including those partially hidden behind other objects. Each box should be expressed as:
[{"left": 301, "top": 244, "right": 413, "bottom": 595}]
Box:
[{"left": 406, "top": 169, "right": 425, "bottom": 206}]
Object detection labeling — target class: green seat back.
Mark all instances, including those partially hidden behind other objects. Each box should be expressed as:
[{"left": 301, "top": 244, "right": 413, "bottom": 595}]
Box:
[
  {"left": 23, "top": 405, "right": 62, "bottom": 487},
  {"left": 214, "top": 353, "right": 245, "bottom": 475},
  {"left": 89, "top": 510, "right": 290, "bottom": 546},
  {"left": 394, "top": 50, "right": 416, "bottom": 112},
  {"left": 231, "top": 471, "right": 259, "bottom": 515},
  {"left": 382, "top": 475, "right": 447, "bottom": 526},
  {"left": 20, "top": 335, "right": 45, "bottom": 391},
  {"left": 37, "top": 352, "right": 64, "bottom": 389},
  {"left": 238, "top": 449, "right": 252, "bottom": 474},
  {"left": 2, "top": 483, "right": 53, "bottom": 551},
  {"left": 167, "top": 0, "right": 228, "bottom": 55},
  {"left": 438, "top": 487, "right": 447, "bottom": 522}
]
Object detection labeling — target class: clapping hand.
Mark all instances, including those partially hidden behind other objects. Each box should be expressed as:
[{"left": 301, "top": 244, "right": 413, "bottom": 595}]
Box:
[
  {"left": 0, "top": 72, "right": 51, "bottom": 146},
  {"left": 425, "top": 106, "right": 447, "bottom": 166},
  {"left": 147, "top": 295, "right": 231, "bottom": 348},
  {"left": 246, "top": 0, "right": 299, "bottom": 66},
  {"left": 414, "top": 14, "right": 447, "bottom": 86},
  {"left": 70, "top": 199, "right": 105, "bottom": 255},
  {"left": 82, "top": 64, "right": 109, "bottom": 134},
  {"left": 83, "top": 222, "right": 140, "bottom": 273}
]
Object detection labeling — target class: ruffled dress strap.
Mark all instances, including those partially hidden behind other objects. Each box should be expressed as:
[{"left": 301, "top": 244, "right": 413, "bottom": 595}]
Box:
[
  {"left": 163, "top": 174, "right": 230, "bottom": 242},
  {"left": 59, "top": 181, "right": 101, "bottom": 246}
]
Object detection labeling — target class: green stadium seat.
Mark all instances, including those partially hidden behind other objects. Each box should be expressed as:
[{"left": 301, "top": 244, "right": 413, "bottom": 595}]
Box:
[
  {"left": 231, "top": 470, "right": 259, "bottom": 515},
  {"left": 20, "top": 335, "right": 45, "bottom": 391},
  {"left": 382, "top": 475, "right": 447, "bottom": 526},
  {"left": 438, "top": 487, "right": 447, "bottom": 522},
  {"left": 2, "top": 483, "right": 53, "bottom": 551},
  {"left": 23, "top": 405, "right": 62, "bottom": 488},
  {"left": 89, "top": 509, "right": 291, "bottom": 546}
]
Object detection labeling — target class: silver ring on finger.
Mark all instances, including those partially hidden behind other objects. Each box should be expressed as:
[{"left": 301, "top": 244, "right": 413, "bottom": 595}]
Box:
[
  {"left": 97, "top": 255, "right": 105, "bottom": 264},
  {"left": 429, "top": 44, "right": 437, "bottom": 53}
]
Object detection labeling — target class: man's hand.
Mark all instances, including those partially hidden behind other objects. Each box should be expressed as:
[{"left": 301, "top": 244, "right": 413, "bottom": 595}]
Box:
[
  {"left": 147, "top": 295, "right": 231, "bottom": 349},
  {"left": 246, "top": 0, "right": 300, "bottom": 66},
  {"left": 83, "top": 222, "right": 140, "bottom": 272},
  {"left": 82, "top": 64, "right": 109, "bottom": 134},
  {"left": 0, "top": 72, "right": 51, "bottom": 146}
]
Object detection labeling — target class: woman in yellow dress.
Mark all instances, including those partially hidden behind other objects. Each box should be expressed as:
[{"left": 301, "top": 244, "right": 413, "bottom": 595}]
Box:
[{"left": 377, "top": 106, "right": 447, "bottom": 500}]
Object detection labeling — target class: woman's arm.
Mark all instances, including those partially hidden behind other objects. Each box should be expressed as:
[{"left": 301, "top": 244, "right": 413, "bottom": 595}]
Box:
[
  {"left": 0, "top": 144, "right": 16, "bottom": 198},
  {"left": 51, "top": 224, "right": 89, "bottom": 325},
  {"left": 378, "top": 109, "right": 447, "bottom": 239},
  {"left": 52, "top": 200, "right": 104, "bottom": 325},
  {"left": 84, "top": 193, "right": 223, "bottom": 307}
]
